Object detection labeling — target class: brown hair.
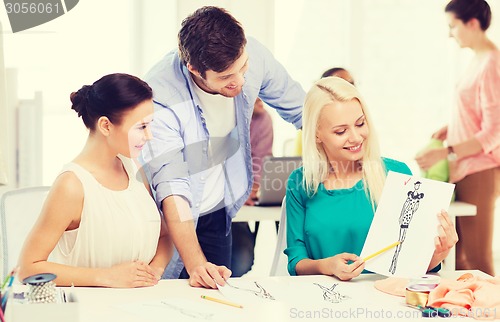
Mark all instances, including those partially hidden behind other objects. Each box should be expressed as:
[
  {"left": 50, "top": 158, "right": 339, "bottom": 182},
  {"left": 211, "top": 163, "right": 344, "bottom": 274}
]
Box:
[{"left": 178, "top": 6, "right": 247, "bottom": 78}]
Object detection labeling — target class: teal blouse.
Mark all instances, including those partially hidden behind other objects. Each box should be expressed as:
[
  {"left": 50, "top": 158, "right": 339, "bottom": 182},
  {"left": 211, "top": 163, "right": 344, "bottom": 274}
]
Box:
[{"left": 284, "top": 158, "right": 412, "bottom": 276}]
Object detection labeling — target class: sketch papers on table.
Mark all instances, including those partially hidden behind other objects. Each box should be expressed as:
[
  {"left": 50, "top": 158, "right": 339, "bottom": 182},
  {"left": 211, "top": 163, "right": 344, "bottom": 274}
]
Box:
[
  {"left": 313, "top": 283, "right": 350, "bottom": 303},
  {"left": 217, "top": 280, "right": 276, "bottom": 303},
  {"left": 217, "top": 277, "right": 359, "bottom": 307},
  {"left": 360, "top": 171, "right": 455, "bottom": 277},
  {"left": 115, "top": 298, "right": 223, "bottom": 322}
]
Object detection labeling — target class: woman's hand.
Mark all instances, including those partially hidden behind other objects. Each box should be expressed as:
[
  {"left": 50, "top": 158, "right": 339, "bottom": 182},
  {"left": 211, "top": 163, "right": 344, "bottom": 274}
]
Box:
[
  {"left": 432, "top": 126, "right": 448, "bottom": 141},
  {"left": 415, "top": 148, "right": 447, "bottom": 171},
  {"left": 150, "top": 265, "right": 165, "bottom": 281},
  {"left": 428, "top": 210, "right": 459, "bottom": 270},
  {"left": 319, "top": 253, "right": 365, "bottom": 281},
  {"left": 102, "top": 261, "right": 159, "bottom": 288}
]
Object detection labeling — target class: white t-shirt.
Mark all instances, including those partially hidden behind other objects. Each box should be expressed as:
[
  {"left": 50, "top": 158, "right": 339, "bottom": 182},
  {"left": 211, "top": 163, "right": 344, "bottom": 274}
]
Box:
[{"left": 192, "top": 78, "right": 236, "bottom": 213}]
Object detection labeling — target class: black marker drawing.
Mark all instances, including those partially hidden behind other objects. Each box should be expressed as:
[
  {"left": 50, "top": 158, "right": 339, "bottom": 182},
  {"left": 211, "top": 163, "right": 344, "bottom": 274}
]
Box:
[
  {"left": 313, "top": 283, "right": 350, "bottom": 303},
  {"left": 389, "top": 181, "right": 425, "bottom": 274},
  {"left": 226, "top": 280, "right": 275, "bottom": 300}
]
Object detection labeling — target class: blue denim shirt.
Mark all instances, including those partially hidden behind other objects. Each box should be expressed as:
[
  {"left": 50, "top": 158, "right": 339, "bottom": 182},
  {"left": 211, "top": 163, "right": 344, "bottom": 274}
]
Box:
[{"left": 141, "top": 37, "right": 305, "bottom": 278}]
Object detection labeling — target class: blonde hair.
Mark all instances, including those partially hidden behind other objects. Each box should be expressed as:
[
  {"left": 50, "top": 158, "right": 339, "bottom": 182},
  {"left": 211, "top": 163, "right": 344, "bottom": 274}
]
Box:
[{"left": 302, "top": 76, "right": 386, "bottom": 209}]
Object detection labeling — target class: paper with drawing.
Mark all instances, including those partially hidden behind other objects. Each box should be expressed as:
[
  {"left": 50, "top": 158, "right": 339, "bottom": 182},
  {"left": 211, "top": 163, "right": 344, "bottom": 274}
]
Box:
[{"left": 360, "top": 171, "right": 455, "bottom": 277}]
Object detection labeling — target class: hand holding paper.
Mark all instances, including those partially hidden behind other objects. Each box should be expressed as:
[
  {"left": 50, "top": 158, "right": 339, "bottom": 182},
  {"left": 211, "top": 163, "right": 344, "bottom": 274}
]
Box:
[
  {"left": 428, "top": 210, "right": 458, "bottom": 270},
  {"left": 360, "top": 172, "right": 455, "bottom": 277}
]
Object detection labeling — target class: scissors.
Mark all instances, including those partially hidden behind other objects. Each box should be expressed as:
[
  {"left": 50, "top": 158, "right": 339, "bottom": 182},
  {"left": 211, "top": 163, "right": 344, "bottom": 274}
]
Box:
[{"left": 407, "top": 304, "right": 451, "bottom": 318}]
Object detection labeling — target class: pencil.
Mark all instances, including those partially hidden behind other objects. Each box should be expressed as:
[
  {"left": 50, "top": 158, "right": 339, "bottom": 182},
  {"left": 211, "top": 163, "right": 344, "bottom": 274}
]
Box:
[
  {"left": 363, "top": 241, "right": 401, "bottom": 261},
  {"left": 201, "top": 295, "right": 243, "bottom": 308}
]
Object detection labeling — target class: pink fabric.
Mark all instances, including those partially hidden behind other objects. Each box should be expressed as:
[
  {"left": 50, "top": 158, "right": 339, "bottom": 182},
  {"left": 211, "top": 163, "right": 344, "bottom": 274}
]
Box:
[
  {"left": 374, "top": 277, "right": 408, "bottom": 297},
  {"left": 448, "top": 50, "right": 500, "bottom": 183},
  {"left": 250, "top": 109, "right": 273, "bottom": 185},
  {"left": 427, "top": 276, "right": 500, "bottom": 319}
]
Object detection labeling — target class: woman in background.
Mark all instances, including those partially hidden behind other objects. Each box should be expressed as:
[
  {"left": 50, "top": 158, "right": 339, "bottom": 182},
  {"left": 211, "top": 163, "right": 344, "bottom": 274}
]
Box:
[
  {"left": 18, "top": 73, "right": 172, "bottom": 287},
  {"left": 416, "top": 0, "right": 500, "bottom": 276}
]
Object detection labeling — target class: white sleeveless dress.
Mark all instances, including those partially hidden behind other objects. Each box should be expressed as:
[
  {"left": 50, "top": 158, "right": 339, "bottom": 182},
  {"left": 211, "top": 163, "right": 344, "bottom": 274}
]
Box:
[{"left": 51, "top": 155, "right": 161, "bottom": 268}]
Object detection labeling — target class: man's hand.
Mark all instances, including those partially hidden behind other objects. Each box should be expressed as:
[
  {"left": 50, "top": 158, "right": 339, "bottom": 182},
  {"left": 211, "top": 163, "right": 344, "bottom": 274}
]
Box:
[{"left": 188, "top": 262, "right": 232, "bottom": 288}]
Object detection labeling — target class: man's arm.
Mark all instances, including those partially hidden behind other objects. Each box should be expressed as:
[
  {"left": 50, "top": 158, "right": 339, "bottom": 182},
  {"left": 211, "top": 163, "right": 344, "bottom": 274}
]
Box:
[
  {"left": 247, "top": 38, "right": 305, "bottom": 129},
  {"left": 162, "top": 195, "right": 231, "bottom": 288}
]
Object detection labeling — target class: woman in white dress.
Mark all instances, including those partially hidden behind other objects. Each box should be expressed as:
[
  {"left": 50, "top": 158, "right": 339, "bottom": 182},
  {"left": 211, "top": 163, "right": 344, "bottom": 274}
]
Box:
[{"left": 18, "top": 73, "right": 172, "bottom": 287}]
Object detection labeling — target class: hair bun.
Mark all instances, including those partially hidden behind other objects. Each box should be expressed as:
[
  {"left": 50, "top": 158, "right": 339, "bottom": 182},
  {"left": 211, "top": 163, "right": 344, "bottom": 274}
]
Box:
[{"left": 70, "top": 85, "right": 92, "bottom": 116}]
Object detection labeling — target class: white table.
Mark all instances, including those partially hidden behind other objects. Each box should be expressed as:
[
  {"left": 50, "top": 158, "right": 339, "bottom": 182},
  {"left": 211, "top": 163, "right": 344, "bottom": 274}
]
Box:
[
  {"left": 12, "top": 270, "right": 488, "bottom": 322},
  {"left": 234, "top": 201, "right": 477, "bottom": 271},
  {"left": 234, "top": 201, "right": 476, "bottom": 223}
]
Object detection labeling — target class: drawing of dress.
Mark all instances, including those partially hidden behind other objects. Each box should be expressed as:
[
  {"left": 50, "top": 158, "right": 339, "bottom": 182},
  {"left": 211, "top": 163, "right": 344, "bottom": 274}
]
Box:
[
  {"left": 389, "top": 181, "right": 424, "bottom": 274},
  {"left": 226, "top": 281, "right": 275, "bottom": 300},
  {"left": 313, "top": 283, "right": 350, "bottom": 303}
]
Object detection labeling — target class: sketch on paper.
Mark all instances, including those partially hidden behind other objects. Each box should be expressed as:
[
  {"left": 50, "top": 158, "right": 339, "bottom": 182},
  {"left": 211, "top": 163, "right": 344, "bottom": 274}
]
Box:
[
  {"left": 225, "top": 280, "right": 275, "bottom": 300},
  {"left": 389, "top": 181, "right": 425, "bottom": 274},
  {"left": 116, "top": 297, "right": 221, "bottom": 322},
  {"left": 145, "top": 301, "right": 214, "bottom": 320},
  {"left": 313, "top": 283, "right": 350, "bottom": 303},
  {"left": 359, "top": 171, "right": 455, "bottom": 277}
]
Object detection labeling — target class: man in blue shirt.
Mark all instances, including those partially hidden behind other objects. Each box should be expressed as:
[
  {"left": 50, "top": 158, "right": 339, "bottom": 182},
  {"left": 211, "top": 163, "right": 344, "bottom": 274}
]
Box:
[{"left": 141, "top": 6, "right": 304, "bottom": 288}]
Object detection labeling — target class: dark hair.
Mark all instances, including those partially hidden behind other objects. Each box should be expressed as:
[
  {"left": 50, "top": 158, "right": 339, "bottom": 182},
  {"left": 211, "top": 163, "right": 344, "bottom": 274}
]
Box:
[
  {"left": 321, "top": 67, "right": 355, "bottom": 86},
  {"left": 178, "top": 6, "right": 247, "bottom": 78},
  {"left": 321, "top": 67, "right": 347, "bottom": 79},
  {"left": 70, "top": 73, "right": 153, "bottom": 130},
  {"left": 445, "top": 0, "right": 491, "bottom": 31}
]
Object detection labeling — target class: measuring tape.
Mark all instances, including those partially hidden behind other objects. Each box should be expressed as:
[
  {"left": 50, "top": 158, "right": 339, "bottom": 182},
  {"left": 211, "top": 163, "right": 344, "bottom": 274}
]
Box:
[{"left": 405, "top": 275, "right": 440, "bottom": 307}]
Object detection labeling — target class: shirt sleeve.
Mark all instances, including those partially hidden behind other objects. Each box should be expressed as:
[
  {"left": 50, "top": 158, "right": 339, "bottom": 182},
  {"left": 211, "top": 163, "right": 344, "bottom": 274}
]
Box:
[
  {"left": 140, "top": 103, "right": 193, "bottom": 208},
  {"left": 284, "top": 169, "right": 310, "bottom": 276},
  {"left": 475, "top": 56, "right": 500, "bottom": 153},
  {"left": 248, "top": 38, "right": 305, "bottom": 130}
]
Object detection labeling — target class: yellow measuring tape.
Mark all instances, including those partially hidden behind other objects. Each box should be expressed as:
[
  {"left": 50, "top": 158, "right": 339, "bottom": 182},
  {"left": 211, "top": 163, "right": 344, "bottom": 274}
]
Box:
[
  {"left": 405, "top": 287, "right": 430, "bottom": 307},
  {"left": 405, "top": 278, "right": 439, "bottom": 307}
]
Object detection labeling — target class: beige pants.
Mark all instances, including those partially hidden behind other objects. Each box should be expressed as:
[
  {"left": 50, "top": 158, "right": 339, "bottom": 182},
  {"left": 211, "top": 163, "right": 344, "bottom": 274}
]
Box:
[{"left": 455, "top": 167, "right": 500, "bottom": 276}]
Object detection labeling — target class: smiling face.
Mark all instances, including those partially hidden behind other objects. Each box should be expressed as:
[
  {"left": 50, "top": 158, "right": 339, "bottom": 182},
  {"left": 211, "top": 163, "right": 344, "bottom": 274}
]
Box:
[
  {"left": 316, "top": 99, "right": 368, "bottom": 165},
  {"left": 189, "top": 50, "right": 249, "bottom": 98},
  {"left": 109, "top": 99, "right": 154, "bottom": 158}
]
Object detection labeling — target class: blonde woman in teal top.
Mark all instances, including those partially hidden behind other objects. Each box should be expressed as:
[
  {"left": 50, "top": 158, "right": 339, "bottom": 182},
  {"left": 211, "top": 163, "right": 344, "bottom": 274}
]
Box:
[{"left": 285, "top": 77, "right": 458, "bottom": 280}]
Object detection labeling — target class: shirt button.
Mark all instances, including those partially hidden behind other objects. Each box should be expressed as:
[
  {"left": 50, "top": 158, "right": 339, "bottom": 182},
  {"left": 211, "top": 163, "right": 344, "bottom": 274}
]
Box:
[
  {"left": 200, "top": 177, "right": 205, "bottom": 181},
  {"left": 195, "top": 203, "right": 200, "bottom": 208}
]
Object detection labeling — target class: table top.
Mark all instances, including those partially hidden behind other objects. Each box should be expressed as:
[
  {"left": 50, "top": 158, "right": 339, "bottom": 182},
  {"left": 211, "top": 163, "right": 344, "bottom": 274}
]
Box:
[
  {"left": 234, "top": 201, "right": 476, "bottom": 222},
  {"left": 57, "top": 270, "right": 487, "bottom": 322}
]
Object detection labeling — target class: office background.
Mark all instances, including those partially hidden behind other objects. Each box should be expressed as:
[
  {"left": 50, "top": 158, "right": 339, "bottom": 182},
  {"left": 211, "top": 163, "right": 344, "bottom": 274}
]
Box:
[{"left": 0, "top": 0, "right": 499, "bottom": 274}]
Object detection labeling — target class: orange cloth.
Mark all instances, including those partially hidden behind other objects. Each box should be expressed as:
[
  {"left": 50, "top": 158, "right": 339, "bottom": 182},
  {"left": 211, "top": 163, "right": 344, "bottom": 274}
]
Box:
[{"left": 427, "top": 276, "right": 500, "bottom": 320}]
